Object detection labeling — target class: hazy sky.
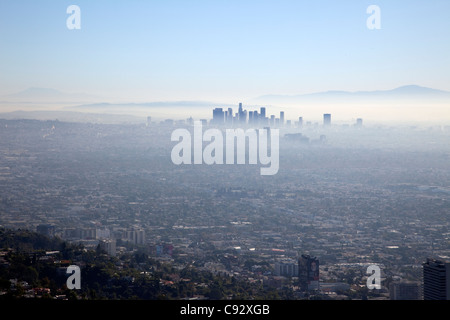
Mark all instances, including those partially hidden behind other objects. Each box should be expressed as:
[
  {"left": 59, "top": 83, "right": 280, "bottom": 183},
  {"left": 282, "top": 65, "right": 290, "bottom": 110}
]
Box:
[{"left": 1, "top": 0, "right": 450, "bottom": 103}]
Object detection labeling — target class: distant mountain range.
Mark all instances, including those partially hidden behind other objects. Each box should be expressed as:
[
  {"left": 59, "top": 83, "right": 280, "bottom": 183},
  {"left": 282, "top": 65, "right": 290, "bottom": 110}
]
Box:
[
  {"left": 0, "top": 87, "right": 101, "bottom": 103},
  {"left": 1, "top": 85, "right": 449, "bottom": 123},
  {"left": 252, "top": 85, "right": 450, "bottom": 104},
  {"left": 2, "top": 85, "right": 450, "bottom": 109},
  {"left": 0, "top": 87, "right": 226, "bottom": 109},
  {"left": 0, "top": 110, "right": 144, "bottom": 124},
  {"left": 68, "top": 101, "right": 222, "bottom": 110}
]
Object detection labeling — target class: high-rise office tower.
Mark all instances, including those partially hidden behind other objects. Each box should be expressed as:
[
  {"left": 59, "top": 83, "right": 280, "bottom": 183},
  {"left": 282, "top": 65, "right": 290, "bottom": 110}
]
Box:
[
  {"left": 253, "top": 110, "right": 258, "bottom": 125},
  {"left": 260, "top": 107, "right": 266, "bottom": 119},
  {"left": 212, "top": 108, "right": 225, "bottom": 124},
  {"left": 323, "top": 113, "right": 331, "bottom": 126},
  {"left": 298, "top": 117, "right": 303, "bottom": 127},
  {"left": 238, "top": 103, "right": 247, "bottom": 124},
  {"left": 248, "top": 111, "right": 254, "bottom": 124},
  {"left": 228, "top": 108, "right": 233, "bottom": 125},
  {"left": 259, "top": 108, "right": 268, "bottom": 126},
  {"left": 280, "top": 111, "right": 285, "bottom": 126},
  {"left": 423, "top": 258, "right": 450, "bottom": 300},
  {"left": 298, "top": 255, "right": 320, "bottom": 291},
  {"left": 356, "top": 118, "right": 363, "bottom": 127}
]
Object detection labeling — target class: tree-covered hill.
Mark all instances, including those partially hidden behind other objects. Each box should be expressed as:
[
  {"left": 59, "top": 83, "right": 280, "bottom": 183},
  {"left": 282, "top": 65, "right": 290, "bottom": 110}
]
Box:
[{"left": 0, "top": 228, "right": 284, "bottom": 300}]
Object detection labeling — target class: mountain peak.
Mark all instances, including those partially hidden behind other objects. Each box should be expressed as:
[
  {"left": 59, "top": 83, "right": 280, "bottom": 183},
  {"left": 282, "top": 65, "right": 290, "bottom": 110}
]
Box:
[
  {"left": 253, "top": 85, "right": 450, "bottom": 103},
  {"left": 389, "top": 85, "right": 447, "bottom": 94},
  {"left": 2, "top": 87, "right": 102, "bottom": 103},
  {"left": 17, "top": 87, "right": 66, "bottom": 96}
]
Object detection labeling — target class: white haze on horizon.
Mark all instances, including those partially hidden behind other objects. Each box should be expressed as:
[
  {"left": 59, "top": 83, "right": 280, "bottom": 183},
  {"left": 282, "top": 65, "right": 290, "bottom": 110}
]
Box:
[{"left": 0, "top": 97, "right": 449, "bottom": 127}]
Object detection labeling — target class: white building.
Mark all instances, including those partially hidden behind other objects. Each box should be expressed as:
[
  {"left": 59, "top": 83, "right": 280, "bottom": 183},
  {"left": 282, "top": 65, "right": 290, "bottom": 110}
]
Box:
[
  {"left": 100, "top": 239, "right": 116, "bottom": 257},
  {"left": 123, "top": 229, "right": 146, "bottom": 245},
  {"left": 274, "top": 259, "right": 299, "bottom": 277}
]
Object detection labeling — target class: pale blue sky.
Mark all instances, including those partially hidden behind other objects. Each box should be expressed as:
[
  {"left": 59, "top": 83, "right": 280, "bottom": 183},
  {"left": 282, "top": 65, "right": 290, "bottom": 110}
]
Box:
[{"left": 1, "top": 0, "right": 450, "bottom": 102}]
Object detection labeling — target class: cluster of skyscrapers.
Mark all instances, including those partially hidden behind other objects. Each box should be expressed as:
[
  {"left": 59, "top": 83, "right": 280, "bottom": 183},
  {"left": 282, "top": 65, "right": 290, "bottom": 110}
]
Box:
[
  {"left": 211, "top": 103, "right": 363, "bottom": 128},
  {"left": 212, "top": 103, "right": 288, "bottom": 127}
]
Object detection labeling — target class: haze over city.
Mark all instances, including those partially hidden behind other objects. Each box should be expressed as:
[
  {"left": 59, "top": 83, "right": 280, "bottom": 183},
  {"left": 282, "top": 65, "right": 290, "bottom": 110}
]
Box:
[
  {"left": 1, "top": 1, "right": 450, "bottom": 124},
  {"left": 1, "top": 0, "right": 450, "bottom": 308}
]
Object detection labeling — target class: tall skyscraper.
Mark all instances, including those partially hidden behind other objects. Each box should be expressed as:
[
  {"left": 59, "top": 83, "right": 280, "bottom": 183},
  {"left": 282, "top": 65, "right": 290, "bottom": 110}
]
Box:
[
  {"left": 356, "top": 118, "right": 363, "bottom": 127},
  {"left": 298, "top": 255, "right": 320, "bottom": 291},
  {"left": 212, "top": 108, "right": 225, "bottom": 124},
  {"left": 260, "top": 107, "right": 266, "bottom": 119},
  {"left": 259, "top": 108, "right": 268, "bottom": 126},
  {"left": 423, "top": 258, "right": 450, "bottom": 300},
  {"left": 280, "top": 111, "right": 285, "bottom": 126},
  {"left": 323, "top": 113, "right": 331, "bottom": 126},
  {"left": 270, "top": 115, "right": 275, "bottom": 127},
  {"left": 238, "top": 103, "right": 247, "bottom": 124},
  {"left": 227, "top": 108, "right": 233, "bottom": 125},
  {"left": 298, "top": 117, "right": 303, "bottom": 127}
]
